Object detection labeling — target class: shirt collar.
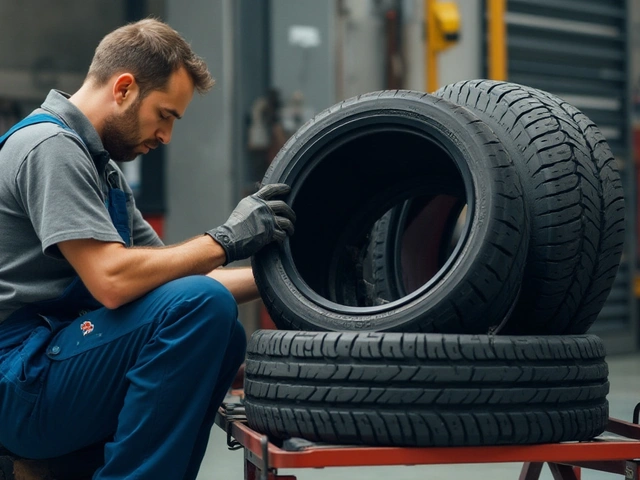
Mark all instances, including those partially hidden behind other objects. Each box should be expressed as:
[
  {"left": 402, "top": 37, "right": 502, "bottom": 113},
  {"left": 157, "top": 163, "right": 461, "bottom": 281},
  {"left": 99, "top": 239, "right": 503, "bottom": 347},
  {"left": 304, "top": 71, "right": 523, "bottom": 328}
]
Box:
[{"left": 38, "top": 89, "right": 111, "bottom": 173}]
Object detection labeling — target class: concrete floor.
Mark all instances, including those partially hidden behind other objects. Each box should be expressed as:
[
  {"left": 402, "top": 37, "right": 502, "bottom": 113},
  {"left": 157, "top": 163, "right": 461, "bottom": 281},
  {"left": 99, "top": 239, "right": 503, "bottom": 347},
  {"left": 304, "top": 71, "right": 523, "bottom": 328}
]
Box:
[{"left": 196, "top": 352, "right": 640, "bottom": 480}]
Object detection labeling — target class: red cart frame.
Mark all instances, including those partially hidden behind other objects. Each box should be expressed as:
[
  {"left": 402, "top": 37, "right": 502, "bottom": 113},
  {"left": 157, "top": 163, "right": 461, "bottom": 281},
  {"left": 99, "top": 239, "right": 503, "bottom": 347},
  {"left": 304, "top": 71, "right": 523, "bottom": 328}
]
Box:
[{"left": 216, "top": 403, "right": 640, "bottom": 480}]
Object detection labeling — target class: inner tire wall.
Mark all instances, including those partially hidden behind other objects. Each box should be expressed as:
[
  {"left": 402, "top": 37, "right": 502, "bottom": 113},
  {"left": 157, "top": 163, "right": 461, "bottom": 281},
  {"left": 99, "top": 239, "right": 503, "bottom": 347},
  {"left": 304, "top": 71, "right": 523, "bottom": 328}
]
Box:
[
  {"left": 244, "top": 330, "right": 609, "bottom": 447},
  {"left": 371, "top": 193, "right": 465, "bottom": 301}
]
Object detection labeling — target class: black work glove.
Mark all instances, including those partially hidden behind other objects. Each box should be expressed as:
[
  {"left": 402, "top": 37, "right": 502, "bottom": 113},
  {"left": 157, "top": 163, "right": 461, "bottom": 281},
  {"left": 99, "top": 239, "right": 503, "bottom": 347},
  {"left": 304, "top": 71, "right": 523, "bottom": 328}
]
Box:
[{"left": 206, "top": 183, "right": 296, "bottom": 265}]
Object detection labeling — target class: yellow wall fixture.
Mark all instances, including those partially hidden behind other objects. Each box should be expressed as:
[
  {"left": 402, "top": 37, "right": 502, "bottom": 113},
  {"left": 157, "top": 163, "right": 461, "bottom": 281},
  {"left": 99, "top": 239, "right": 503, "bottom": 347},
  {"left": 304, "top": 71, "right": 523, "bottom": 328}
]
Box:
[
  {"left": 425, "top": 0, "right": 461, "bottom": 92},
  {"left": 487, "top": 0, "right": 507, "bottom": 80}
]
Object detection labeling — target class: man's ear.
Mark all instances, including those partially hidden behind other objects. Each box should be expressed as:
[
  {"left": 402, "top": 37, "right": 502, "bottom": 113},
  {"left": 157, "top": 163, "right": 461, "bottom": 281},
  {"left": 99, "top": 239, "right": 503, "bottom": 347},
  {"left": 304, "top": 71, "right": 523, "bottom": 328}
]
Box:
[{"left": 112, "top": 73, "right": 139, "bottom": 106}]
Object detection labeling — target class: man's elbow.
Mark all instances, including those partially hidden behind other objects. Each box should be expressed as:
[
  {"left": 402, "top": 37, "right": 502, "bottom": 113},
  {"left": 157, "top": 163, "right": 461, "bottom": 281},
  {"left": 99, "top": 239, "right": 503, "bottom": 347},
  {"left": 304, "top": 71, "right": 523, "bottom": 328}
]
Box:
[
  {"left": 98, "top": 295, "right": 125, "bottom": 310},
  {"left": 90, "top": 278, "right": 128, "bottom": 310}
]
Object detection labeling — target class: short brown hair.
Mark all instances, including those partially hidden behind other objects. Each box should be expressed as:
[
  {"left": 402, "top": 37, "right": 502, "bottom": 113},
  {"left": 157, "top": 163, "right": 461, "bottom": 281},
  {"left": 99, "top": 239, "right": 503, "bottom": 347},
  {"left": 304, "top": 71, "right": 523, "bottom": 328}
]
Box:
[{"left": 87, "top": 18, "right": 214, "bottom": 96}]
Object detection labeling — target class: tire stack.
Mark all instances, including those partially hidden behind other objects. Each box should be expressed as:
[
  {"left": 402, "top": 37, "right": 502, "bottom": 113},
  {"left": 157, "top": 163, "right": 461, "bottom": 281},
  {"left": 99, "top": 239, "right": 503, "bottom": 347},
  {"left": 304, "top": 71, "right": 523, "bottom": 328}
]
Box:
[{"left": 244, "top": 80, "right": 624, "bottom": 448}]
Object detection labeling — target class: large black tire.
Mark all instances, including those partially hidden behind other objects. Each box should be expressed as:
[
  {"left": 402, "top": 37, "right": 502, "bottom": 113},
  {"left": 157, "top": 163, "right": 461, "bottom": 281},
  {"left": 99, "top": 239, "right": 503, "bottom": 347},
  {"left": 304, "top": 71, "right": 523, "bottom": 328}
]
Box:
[
  {"left": 432, "top": 80, "right": 619, "bottom": 334},
  {"left": 252, "top": 91, "right": 528, "bottom": 333},
  {"left": 514, "top": 85, "right": 626, "bottom": 334},
  {"left": 244, "top": 330, "right": 609, "bottom": 447}
]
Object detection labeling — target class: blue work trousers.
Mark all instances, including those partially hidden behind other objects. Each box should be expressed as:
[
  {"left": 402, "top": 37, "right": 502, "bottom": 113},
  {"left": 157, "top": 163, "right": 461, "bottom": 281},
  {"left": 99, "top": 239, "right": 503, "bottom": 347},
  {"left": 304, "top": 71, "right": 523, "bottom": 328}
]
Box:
[{"left": 0, "top": 275, "right": 246, "bottom": 480}]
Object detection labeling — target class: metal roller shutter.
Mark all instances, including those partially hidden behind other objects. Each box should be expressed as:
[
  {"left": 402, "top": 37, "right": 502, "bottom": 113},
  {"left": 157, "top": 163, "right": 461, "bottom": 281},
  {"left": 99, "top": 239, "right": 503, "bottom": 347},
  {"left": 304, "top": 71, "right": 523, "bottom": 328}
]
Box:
[{"left": 485, "top": 0, "right": 635, "bottom": 348}]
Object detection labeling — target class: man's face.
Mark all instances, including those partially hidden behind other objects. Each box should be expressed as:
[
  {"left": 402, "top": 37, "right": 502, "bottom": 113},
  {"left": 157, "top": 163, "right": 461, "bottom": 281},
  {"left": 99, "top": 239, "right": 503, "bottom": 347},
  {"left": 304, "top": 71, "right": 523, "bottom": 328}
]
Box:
[
  {"left": 102, "top": 96, "right": 143, "bottom": 162},
  {"left": 103, "top": 67, "right": 195, "bottom": 162}
]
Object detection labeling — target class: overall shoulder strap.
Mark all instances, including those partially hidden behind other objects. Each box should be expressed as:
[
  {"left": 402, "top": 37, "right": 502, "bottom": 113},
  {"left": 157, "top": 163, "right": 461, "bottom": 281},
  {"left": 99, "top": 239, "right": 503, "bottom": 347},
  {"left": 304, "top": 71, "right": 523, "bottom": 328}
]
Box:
[{"left": 0, "top": 113, "right": 73, "bottom": 148}]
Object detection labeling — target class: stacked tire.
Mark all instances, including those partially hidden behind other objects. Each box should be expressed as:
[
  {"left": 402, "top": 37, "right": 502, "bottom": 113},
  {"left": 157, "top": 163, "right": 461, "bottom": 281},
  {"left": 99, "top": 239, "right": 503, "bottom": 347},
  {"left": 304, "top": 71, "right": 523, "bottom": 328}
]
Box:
[
  {"left": 435, "top": 80, "right": 625, "bottom": 336},
  {"left": 245, "top": 81, "right": 624, "bottom": 448}
]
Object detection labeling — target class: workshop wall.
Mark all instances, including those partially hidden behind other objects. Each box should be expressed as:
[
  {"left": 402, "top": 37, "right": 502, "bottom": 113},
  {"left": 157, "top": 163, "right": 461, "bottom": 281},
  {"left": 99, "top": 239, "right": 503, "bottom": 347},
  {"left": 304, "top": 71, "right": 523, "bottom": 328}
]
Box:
[
  {"left": 270, "top": 0, "right": 336, "bottom": 119},
  {"left": 164, "top": 0, "right": 235, "bottom": 244},
  {"left": 0, "top": 1, "right": 123, "bottom": 115},
  {"left": 401, "top": 0, "right": 483, "bottom": 91}
]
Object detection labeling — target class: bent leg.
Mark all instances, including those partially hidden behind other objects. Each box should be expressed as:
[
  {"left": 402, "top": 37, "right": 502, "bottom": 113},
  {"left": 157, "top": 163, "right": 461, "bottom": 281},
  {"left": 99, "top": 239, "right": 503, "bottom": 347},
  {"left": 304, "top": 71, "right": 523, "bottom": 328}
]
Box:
[
  {"left": 183, "top": 317, "right": 246, "bottom": 480},
  {"left": 6, "top": 276, "right": 245, "bottom": 480}
]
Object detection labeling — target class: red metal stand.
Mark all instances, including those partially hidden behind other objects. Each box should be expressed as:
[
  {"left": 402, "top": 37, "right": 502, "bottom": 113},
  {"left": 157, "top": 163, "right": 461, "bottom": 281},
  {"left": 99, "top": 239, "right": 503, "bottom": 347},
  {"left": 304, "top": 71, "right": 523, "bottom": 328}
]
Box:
[{"left": 216, "top": 407, "right": 640, "bottom": 480}]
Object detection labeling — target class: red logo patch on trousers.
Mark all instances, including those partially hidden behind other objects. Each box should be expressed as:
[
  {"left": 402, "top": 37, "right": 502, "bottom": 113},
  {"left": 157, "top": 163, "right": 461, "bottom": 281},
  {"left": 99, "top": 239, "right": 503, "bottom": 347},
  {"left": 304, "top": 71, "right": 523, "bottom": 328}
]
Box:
[{"left": 80, "top": 321, "right": 94, "bottom": 336}]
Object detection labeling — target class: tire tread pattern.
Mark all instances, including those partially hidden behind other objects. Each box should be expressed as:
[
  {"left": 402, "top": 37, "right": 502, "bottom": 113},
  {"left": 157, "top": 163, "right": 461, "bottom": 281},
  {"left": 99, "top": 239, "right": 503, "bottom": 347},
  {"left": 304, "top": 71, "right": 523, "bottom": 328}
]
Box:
[
  {"left": 244, "top": 331, "right": 609, "bottom": 447},
  {"left": 434, "top": 80, "right": 613, "bottom": 334}
]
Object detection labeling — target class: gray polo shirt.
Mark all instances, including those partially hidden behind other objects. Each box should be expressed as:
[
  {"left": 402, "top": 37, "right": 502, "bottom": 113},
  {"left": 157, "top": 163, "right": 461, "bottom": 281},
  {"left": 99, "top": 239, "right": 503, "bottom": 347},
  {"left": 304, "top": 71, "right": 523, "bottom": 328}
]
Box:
[{"left": 0, "top": 90, "right": 163, "bottom": 323}]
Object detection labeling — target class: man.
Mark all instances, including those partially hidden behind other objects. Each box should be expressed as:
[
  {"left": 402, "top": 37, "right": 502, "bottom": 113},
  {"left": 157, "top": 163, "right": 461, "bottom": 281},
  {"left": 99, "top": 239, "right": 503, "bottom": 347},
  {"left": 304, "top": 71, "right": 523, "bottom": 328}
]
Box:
[{"left": 0, "top": 18, "right": 294, "bottom": 480}]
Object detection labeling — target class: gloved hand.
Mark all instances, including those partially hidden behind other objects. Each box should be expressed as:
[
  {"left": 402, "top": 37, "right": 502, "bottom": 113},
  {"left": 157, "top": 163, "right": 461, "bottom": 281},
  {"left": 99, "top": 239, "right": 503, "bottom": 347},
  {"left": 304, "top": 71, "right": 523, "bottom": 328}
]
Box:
[{"left": 206, "top": 183, "right": 296, "bottom": 265}]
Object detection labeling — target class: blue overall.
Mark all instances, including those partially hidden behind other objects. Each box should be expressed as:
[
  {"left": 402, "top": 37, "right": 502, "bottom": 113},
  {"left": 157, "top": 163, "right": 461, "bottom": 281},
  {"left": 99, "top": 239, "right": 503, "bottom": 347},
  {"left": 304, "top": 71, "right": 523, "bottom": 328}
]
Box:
[{"left": 0, "top": 115, "right": 246, "bottom": 480}]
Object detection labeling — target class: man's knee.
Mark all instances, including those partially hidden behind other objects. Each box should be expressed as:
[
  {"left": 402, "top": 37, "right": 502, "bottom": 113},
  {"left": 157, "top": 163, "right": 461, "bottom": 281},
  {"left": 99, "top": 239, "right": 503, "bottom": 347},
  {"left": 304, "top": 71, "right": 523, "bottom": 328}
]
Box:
[{"left": 158, "top": 276, "right": 238, "bottom": 323}]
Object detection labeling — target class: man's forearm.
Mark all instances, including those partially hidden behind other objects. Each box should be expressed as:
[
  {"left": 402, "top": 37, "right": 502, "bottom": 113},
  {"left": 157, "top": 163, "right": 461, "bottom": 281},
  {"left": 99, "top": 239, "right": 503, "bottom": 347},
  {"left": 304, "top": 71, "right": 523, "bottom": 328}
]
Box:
[
  {"left": 207, "top": 266, "right": 260, "bottom": 304},
  {"left": 58, "top": 234, "right": 227, "bottom": 309}
]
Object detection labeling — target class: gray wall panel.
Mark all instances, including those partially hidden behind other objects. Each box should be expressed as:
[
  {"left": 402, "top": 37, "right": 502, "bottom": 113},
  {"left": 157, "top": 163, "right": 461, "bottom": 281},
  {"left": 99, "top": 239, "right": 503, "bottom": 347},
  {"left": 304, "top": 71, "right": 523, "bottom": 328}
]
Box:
[
  {"left": 270, "top": 0, "right": 335, "bottom": 113},
  {"left": 165, "top": 0, "right": 235, "bottom": 243},
  {"left": 439, "top": 0, "right": 483, "bottom": 89}
]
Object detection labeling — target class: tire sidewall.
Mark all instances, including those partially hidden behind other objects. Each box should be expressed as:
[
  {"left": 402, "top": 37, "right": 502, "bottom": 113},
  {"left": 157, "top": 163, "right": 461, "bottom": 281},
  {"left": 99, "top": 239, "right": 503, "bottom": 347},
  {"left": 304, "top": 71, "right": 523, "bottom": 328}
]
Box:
[{"left": 253, "top": 92, "right": 523, "bottom": 332}]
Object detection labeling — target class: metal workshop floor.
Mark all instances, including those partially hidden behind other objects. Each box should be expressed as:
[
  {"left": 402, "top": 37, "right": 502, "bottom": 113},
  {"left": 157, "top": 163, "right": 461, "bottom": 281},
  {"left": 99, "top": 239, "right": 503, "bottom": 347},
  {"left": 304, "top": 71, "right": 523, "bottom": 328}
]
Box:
[{"left": 196, "top": 352, "right": 640, "bottom": 480}]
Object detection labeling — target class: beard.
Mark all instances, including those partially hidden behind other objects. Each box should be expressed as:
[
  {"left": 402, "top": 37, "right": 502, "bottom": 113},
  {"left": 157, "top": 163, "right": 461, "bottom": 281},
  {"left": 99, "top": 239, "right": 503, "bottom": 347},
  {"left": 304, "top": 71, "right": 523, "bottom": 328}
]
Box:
[{"left": 102, "top": 97, "right": 144, "bottom": 162}]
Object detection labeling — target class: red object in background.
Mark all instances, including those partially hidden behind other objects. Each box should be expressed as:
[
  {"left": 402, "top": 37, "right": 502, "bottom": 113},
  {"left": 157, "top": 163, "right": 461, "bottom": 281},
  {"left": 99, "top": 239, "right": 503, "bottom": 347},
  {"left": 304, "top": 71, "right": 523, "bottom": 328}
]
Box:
[
  {"left": 143, "top": 214, "right": 165, "bottom": 239},
  {"left": 259, "top": 303, "right": 277, "bottom": 329},
  {"left": 635, "top": 127, "right": 640, "bottom": 161},
  {"left": 635, "top": 126, "right": 640, "bottom": 268}
]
